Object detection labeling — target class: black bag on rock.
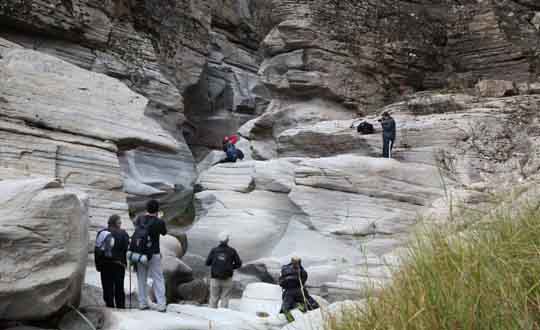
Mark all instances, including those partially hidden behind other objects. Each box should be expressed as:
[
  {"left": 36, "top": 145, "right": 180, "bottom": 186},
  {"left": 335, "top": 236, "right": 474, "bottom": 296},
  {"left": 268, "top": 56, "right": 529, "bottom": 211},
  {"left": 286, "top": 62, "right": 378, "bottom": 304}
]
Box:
[{"left": 357, "top": 121, "right": 375, "bottom": 135}]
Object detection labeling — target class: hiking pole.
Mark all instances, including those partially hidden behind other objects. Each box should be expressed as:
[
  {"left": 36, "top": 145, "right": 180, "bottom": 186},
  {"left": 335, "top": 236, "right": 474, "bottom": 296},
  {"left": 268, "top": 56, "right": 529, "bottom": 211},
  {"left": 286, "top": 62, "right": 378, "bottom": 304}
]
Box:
[
  {"left": 298, "top": 270, "right": 312, "bottom": 311},
  {"left": 129, "top": 260, "right": 132, "bottom": 309}
]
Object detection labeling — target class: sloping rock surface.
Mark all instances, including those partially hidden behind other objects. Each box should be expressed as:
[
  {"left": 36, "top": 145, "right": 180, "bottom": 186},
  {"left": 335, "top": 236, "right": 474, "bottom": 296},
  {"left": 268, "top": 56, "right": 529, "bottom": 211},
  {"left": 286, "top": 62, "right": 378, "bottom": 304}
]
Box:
[{"left": 0, "top": 178, "right": 88, "bottom": 321}]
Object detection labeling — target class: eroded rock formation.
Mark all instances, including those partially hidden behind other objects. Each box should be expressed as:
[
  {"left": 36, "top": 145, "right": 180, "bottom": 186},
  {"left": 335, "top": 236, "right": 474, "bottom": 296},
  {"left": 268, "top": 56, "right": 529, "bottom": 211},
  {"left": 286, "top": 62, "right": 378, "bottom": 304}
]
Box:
[
  {"left": 1, "top": 0, "right": 540, "bottom": 323},
  {"left": 0, "top": 178, "right": 88, "bottom": 321}
]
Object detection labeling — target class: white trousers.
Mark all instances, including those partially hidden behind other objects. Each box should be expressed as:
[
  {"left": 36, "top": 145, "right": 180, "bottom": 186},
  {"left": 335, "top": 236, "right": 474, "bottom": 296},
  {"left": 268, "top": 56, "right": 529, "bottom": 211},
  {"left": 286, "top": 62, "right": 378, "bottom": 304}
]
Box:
[{"left": 136, "top": 254, "right": 166, "bottom": 308}]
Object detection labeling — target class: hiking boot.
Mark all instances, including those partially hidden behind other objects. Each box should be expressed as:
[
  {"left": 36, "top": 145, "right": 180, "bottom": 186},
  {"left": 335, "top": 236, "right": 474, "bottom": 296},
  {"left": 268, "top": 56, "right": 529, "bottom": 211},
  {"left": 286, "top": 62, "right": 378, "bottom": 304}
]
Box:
[
  {"left": 139, "top": 305, "right": 149, "bottom": 311},
  {"left": 285, "top": 311, "right": 295, "bottom": 323},
  {"left": 156, "top": 305, "right": 167, "bottom": 313}
]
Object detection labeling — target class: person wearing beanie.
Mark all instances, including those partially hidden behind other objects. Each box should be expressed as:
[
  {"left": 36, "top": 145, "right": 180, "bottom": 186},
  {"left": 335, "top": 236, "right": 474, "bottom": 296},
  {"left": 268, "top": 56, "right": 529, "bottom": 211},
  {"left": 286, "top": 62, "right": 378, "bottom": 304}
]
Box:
[
  {"left": 134, "top": 199, "right": 167, "bottom": 312},
  {"left": 278, "top": 256, "right": 319, "bottom": 322},
  {"left": 205, "top": 231, "right": 242, "bottom": 308},
  {"left": 97, "top": 214, "right": 129, "bottom": 308}
]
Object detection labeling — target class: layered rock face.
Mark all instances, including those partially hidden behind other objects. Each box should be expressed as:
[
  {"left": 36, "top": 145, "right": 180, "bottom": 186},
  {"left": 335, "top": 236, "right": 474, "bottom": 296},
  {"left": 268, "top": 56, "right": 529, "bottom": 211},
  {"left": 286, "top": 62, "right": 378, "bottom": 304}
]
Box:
[
  {"left": 2, "top": 0, "right": 540, "bottom": 323},
  {"left": 0, "top": 178, "right": 88, "bottom": 321},
  {"left": 0, "top": 0, "right": 209, "bottom": 223},
  {"left": 0, "top": 40, "right": 187, "bottom": 241},
  {"left": 254, "top": 0, "right": 539, "bottom": 114},
  {"left": 184, "top": 0, "right": 270, "bottom": 156}
]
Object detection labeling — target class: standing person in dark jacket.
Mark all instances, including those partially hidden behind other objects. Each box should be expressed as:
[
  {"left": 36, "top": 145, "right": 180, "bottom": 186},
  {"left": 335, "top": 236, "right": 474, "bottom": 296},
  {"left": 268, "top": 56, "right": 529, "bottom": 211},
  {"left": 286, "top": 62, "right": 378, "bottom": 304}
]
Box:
[
  {"left": 379, "top": 111, "right": 396, "bottom": 158},
  {"left": 205, "top": 231, "right": 242, "bottom": 308},
  {"left": 134, "top": 199, "right": 168, "bottom": 312},
  {"left": 99, "top": 214, "right": 130, "bottom": 308},
  {"left": 279, "top": 257, "right": 319, "bottom": 322}
]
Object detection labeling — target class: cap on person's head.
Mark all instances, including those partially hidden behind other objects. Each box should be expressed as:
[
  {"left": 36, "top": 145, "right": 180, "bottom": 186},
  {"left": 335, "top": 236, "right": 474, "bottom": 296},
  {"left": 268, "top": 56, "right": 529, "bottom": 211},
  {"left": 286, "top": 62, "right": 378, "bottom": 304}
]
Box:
[
  {"left": 146, "top": 199, "right": 160, "bottom": 214},
  {"left": 108, "top": 214, "right": 121, "bottom": 227},
  {"left": 223, "top": 136, "right": 229, "bottom": 142},
  {"left": 382, "top": 111, "right": 390, "bottom": 117},
  {"left": 218, "top": 231, "right": 230, "bottom": 243}
]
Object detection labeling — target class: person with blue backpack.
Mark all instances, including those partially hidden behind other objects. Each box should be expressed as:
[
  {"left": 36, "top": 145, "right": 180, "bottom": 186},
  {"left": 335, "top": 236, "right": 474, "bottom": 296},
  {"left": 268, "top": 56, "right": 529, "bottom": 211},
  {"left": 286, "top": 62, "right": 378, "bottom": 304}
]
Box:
[
  {"left": 94, "top": 214, "right": 129, "bottom": 308},
  {"left": 129, "top": 200, "right": 168, "bottom": 312},
  {"left": 222, "top": 135, "right": 244, "bottom": 163}
]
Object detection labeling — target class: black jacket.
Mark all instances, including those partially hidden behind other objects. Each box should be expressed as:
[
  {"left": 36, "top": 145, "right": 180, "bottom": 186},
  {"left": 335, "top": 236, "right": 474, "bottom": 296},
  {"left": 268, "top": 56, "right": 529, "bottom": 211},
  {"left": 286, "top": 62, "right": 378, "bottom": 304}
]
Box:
[
  {"left": 135, "top": 215, "right": 167, "bottom": 255},
  {"left": 206, "top": 242, "right": 242, "bottom": 279},
  {"left": 279, "top": 263, "right": 308, "bottom": 290},
  {"left": 109, "top": 228, "right": 129, "bottom": 266},
  {"left": 381, "top": 117, "right": 396, "bottom": 140}
]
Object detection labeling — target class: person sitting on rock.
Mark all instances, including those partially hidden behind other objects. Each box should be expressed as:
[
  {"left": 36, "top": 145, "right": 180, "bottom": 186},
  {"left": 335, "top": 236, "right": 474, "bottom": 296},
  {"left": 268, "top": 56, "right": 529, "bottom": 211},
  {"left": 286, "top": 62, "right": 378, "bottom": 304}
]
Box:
[
  {"left": 378, "top": 111, "right": 396, "bottom": 158},
  {"left": 205, "top": 231, "right": 242, "bottom": 308},
  {"left": 97, "top": 214, "right": 130, "bottom": 309},
  {"left": 279, "top": 257, "right": 319, "bottom": 322},
  {"left": 222, "top": 135, "right": 244, "bottom": 163}
]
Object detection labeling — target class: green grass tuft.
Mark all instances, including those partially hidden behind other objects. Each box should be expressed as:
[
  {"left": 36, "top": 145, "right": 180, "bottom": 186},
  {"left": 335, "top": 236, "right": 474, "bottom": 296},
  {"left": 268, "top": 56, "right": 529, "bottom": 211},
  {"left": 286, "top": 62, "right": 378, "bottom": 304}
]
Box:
[{"left": 329, "top": 205, "right": 540, "bottom": 330}]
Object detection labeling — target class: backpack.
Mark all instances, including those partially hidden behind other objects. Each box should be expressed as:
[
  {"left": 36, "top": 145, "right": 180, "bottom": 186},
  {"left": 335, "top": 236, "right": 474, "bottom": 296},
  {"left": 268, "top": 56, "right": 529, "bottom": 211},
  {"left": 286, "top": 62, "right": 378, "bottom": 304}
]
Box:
[
  {"left": 94, "top": 229, "right": 114, "bottom": 272},
  {"left": 357, "top": 121, "right": 375, "bottom": 135},
  {"left": 278, "top": 264, "right": 301, "bottom": 290},
  {"left": 225, "top": 143, "right": 238, "bottom": 162},
  {"left": 128, "top": 216, "right": 153, "bottom": 262},
  {"left": 211, "top": 249, "right": 234, "bottom": 279},
  {"left": 236, "top": 148, "right": 244, "bottom": 160}
]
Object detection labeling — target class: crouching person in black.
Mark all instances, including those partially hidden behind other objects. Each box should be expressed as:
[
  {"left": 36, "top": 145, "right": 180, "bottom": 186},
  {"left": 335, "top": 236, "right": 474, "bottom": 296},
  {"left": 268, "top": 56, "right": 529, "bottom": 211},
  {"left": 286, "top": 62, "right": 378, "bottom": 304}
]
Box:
[{"left": 279, "top": 257, "right": 319, "bottom": 322}]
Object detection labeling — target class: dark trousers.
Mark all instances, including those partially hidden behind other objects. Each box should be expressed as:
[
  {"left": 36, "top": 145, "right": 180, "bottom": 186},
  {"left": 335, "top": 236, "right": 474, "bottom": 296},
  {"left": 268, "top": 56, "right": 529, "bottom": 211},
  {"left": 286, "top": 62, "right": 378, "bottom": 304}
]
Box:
[
  {"left": 100, "top": 262, "right": 126, "bottom": 308},
  {"left": 382, "top": 136, "right": 394, "bottom": 158},
  {"left": 280, "top": 288, "right": 319, "bottom": 314}
]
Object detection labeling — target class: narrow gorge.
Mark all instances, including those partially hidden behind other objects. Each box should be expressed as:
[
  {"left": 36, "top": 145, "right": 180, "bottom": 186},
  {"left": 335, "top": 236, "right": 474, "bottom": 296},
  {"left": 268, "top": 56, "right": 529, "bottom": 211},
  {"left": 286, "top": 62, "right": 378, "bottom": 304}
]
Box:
[{"left": 1, "top": 0, "right": 540, "bottom": 329}]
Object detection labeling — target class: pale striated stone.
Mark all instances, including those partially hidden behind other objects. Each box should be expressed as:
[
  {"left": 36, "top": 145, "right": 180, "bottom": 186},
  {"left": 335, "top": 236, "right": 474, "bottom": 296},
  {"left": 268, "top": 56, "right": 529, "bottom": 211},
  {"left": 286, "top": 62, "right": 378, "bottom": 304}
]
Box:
[
  {"left": 119, "top": 146, "right": 196, "bottom": 223},
  {"left": 161, "top": 235, "right": 186, "bottom": 259},
  {"left": 254, "top": 159, "right": 297, "bottom": 193},
  {"left": 0, "top": 49, "right": 179, "bottom": 151},
  {"left": 0, "top": 178, "right": 88, "bottom": 321},
  {"left": 189, "top": 190, "right": 301, "bottom": 262},
  {"left": 0, "top": 121, "right": 131, "bottom": 243},
  {"left": 197, "top": 162, "right": 256, "bottom": 192},
  {"left": 277, "top": 120, "right": 375, "bottom": 158},
  {"left": 475, "top": 80, "right": 517, "bottom": 98}
]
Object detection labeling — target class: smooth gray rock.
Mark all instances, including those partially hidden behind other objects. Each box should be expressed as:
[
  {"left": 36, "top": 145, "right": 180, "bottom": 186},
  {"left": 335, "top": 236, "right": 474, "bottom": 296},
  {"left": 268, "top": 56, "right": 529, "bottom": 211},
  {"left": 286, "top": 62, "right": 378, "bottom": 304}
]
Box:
[
  {"left": 162, "top": 257, "right": 194, "bottom": 303},
  {"left": 197, "top": 162, "right": 255, "bottom": 193},
  {"left": 0, "top": 178, "right": 88, "bottom": 321},
  {"left": 189, "top": 190, "right": 301, "bottom": 262},
  {"left": 176, "top": 279, "right": 209, "bottom": 304},
  {"left": 0, "top": 48, "right": 179, "bottom": 151}
]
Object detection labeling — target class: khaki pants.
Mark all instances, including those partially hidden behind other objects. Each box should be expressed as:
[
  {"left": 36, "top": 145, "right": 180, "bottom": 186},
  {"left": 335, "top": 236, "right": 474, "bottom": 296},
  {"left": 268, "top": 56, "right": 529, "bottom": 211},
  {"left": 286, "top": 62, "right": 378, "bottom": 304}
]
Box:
[{"left": 209, "top": 278, "right": 233, "bottom": 308}]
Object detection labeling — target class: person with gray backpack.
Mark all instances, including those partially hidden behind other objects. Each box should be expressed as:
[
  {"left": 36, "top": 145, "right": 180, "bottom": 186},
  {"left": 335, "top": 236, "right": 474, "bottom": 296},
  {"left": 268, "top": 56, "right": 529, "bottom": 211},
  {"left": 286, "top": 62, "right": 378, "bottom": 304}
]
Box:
[
  {"left": 129, "top": 200, "right": 167, "bottom": 312},
  {"left": 95, "top": 214, "right": 129, "bottom": 308}
]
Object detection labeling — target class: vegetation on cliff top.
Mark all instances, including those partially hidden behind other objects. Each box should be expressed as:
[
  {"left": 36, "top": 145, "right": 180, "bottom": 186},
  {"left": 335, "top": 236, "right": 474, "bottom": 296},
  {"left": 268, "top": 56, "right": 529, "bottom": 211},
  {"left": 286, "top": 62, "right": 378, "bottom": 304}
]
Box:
[{"left": 330, "top": 202, "right": 540, "bottom": 330}]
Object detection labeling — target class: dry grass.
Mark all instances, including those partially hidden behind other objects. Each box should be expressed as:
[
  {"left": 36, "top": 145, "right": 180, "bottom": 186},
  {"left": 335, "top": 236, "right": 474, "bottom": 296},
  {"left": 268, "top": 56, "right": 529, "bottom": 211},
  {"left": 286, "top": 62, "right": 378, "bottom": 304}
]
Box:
[{"left": 329, "top": 204, "right": 540, "bottom": 330}]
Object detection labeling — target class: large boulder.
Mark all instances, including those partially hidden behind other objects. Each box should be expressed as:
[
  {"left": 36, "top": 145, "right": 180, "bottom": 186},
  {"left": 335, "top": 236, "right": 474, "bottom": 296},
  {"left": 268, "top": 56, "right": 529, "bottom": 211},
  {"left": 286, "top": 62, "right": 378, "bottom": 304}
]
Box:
[
  {"left": 120, "top": 146, "right": 197, "bottom": 225},
  {"left": 237, "top": 283, "right": 283, "bottom": 317},
  {"left": 0, "top": 178, "right": 89, "bottom": 321},
  {"left": 161, "top": 257, "right": 194, "bottom": 303},
  {"left": 160, "top": 235, "right": 186, "bottom": 259},
  {"left": 188, "top": 189, "right": 300, "bottom": 262},
  {"left": 176, "top": 279, "right": 210, "bottom": 304}
]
